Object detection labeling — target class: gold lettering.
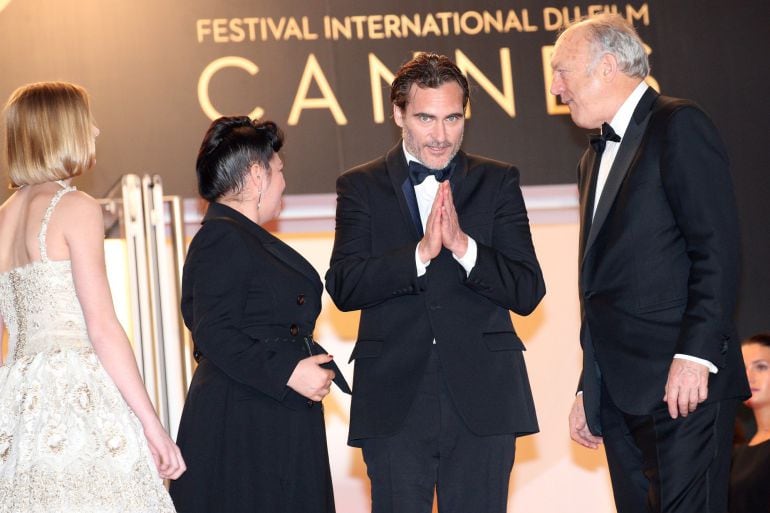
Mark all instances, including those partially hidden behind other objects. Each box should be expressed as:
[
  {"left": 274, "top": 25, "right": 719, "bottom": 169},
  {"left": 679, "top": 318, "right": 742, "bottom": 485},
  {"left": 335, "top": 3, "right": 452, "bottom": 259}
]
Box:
[
  {"left": 267, "top": 17, "right": 286, "bottom": 40},
  {"left": 422, "top": 14, "right": 441, "bottom": 37},
  {"left": 627, "top": 3, "right": 650, "bottom": 25},
  {"left": 283, "top": 17, "right": 303, "bottom": 40},
  {"left": 368, "top": 15, "right": 384, "bottom": 39},
  {"left": 329, "top": 17, "right": 351, "bottom": 40},
  {"left": 502, "top": 10, "right": 522, "bottom": 32},
  {"left": 401, "top": 14, "right": 421, "bottom": 38},
  {"left": 302, "top": 16, "right": 319, "bottom": 40},
  {"left": 244, "top": 18, "right": 259, "bottom": 41},
  {"left": 229, "top": 19, "right": 245, "bottom": 43},
  {"left": 521, "top": 9, "right": 538, "bottom": 32},
  {"left": 259, "top": 17, "right": 268, "bottom": 41},
  {"left": 483, "top": 10, "right": 504, "bottom": 34},
  {"left": 542, "top": 7, "right": 562, "bottom": 31},
  {"left": 198, "top": 56, "right": 264, "bottom": 120},
  {"left": 212, "top": 18, "right": 228, "bottom": 43},
  {"left": 288, "top": 54, "right": 348, "bottom": 126},
  {"left": 196, "top": 19, "right": 212, "bottom": 43},
  {"left": 435, "top": 12, "right": 453, "bottom": 34},
  {"left": 323, "top": 15, "right": 331, "bottom": 39},
  {"left": 587, "top": 5, "right": 606, "bottom": 17},
  {"left": 350, "top": 15, "right": 367, "bottom": 39},
  {"left": 455, "top": 48, "right": 515, "bottom": 118},
  {"left": 459, "top": 11, "right": 483, "bottom": 35},
  {"left": 383, "top": 14, "right": 402, "bottom": 38},
  {"left": 198, "top": 12, "right": 561, "bottom": 43},
  {"left": 369, "top": 53, "right": 396, "bottom": 123}
]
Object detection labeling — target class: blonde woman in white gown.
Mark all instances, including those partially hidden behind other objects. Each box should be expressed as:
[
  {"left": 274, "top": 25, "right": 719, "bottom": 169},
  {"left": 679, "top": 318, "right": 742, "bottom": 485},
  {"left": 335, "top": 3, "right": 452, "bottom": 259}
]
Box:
[{"left": 0, "top": 82, "right": 185, "bottom": 512}]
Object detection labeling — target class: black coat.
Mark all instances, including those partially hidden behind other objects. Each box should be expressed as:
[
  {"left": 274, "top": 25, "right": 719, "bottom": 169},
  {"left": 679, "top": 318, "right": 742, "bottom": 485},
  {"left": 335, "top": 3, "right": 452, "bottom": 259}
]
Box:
[
  {"left": 576, "top": 88, "right": 750, "bottom": 434},
  {"left": 325, "top": 144, "right": 546, "bottom": 446},
  {"left": 169, "top": 202, "right": 348, "bottom": 513}
]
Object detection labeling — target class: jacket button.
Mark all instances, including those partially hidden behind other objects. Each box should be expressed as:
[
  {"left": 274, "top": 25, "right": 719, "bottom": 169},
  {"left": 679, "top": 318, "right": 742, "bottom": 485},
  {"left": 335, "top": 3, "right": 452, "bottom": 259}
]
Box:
[
  {"left": 289, "top": 324, "right": 299, "bottom": 336},
  {"left": 297, "top": 294, "right": 305, "bottom": 305}
]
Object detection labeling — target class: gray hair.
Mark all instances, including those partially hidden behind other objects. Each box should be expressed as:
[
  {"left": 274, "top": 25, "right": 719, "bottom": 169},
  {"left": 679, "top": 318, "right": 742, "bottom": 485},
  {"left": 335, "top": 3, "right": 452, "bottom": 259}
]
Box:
[{"left": 567, "top": 13, "right": 650, "bottom": 79}]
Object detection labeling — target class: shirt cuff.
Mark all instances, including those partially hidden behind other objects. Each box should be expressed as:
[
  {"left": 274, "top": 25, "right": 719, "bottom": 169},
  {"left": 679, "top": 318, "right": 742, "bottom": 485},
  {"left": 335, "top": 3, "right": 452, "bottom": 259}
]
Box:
[
  {"left": 453, "top": 237, "right": 477, "bottom": 276},
  {"left": 674, "top": 354, "right": 718, "bottom": 374},
  {"left": 415, "top": 245, "right": 430, "bottom": 277}
]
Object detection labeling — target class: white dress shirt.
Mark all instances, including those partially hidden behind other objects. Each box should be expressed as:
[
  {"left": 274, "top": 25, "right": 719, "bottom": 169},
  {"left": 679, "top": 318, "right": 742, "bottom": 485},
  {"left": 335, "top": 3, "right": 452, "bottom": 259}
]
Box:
[
  {"left": 593, "top": 82, "right": 717, "bottom": 374},
  {"left": 593, "top": 81, "right": 649, "bottom": 214}
]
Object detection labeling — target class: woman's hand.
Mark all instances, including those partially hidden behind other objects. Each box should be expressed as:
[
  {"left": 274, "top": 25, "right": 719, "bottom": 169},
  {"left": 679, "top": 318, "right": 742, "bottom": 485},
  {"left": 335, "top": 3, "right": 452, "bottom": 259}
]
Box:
[
  {"left": 144, "top": 421, "right": 187, "bottom": 480},
  {"left": 287, "top": 354, "right": 336, "bottom": 401}
]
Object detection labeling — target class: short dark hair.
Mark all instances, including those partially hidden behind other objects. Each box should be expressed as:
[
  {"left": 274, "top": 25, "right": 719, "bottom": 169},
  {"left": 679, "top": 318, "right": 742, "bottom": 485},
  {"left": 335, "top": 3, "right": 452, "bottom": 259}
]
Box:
[
  {"left": 390, "top": 53, "right": 469, "bottom": 111},
  {"left": 196, "top": 116, "right": 283, "bottom": 202},
  {"left": 743, "top": 333, "right": 770, "bottom": 348}
]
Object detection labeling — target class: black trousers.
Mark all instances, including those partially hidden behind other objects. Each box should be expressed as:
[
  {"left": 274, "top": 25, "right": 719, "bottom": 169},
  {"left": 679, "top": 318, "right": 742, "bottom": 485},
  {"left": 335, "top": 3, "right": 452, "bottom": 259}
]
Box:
[
  {"left": 601, "top": 383, "right": 738, "bottom": 513},
  {"left": 361, "top": 347, "right": 516, "bottom": 513}
]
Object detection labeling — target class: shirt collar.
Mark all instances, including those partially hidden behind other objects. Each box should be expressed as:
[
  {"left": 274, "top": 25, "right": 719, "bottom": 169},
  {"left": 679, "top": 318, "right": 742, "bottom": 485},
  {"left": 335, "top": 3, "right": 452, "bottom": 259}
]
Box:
[{"left": 608, "top": 81, "right": 649, "bottom": 138}]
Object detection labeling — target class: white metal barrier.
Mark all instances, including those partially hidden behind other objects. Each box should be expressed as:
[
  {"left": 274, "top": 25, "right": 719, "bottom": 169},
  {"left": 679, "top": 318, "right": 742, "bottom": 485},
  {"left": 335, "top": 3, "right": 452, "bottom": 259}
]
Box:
[{"left": 99, "top": 174, "right": 194, "bottom": 438}]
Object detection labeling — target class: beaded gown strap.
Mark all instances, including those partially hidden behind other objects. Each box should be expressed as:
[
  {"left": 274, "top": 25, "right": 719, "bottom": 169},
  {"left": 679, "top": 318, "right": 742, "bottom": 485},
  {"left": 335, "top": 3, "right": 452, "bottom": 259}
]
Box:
[{"left": 39, "top": 181, "right": 77, "bottom": 262}]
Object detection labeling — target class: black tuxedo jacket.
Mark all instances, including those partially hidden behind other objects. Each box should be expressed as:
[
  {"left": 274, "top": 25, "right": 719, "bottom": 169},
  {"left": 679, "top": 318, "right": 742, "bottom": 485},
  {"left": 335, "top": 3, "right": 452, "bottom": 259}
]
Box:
[
  {"left": 576, "top": 88, "right": 750, "bottom": 434},
  {"left": 325, "top": 143, "right": 545, "bottom": 446}
]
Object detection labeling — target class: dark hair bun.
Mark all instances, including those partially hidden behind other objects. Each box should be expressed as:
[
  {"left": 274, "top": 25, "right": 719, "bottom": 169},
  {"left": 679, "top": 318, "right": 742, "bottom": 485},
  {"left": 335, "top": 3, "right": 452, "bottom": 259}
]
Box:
[{"left": 195, "top": 116, "right": 284, "bottom": 202}]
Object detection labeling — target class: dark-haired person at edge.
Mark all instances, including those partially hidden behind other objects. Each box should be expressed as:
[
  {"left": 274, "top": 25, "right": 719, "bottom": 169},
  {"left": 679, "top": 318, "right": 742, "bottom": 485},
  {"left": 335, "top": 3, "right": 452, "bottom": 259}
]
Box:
[
  {"left": 168, "top": 117, "right": 350, "bottom": 513},
  {"left": 551, "top": 13, "right": 750, "bottom": 513},
  {"left": 325, "top": 53, "right": 545, "bottom": 513},
  {"left": 729, "top": 333, "right": 770, "bottom": 513}
]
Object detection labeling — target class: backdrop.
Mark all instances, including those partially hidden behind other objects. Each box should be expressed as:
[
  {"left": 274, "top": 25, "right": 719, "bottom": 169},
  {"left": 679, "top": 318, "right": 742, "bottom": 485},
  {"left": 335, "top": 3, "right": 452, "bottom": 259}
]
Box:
[{"left": 0, "top": 1, "right": 767, "bottom": 343}]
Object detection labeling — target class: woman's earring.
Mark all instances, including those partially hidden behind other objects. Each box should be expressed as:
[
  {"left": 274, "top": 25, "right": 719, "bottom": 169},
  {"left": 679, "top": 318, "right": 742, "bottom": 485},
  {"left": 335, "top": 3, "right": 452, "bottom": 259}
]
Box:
[{"left": 257, "top": 190, "right": 262, "bottom": 209}]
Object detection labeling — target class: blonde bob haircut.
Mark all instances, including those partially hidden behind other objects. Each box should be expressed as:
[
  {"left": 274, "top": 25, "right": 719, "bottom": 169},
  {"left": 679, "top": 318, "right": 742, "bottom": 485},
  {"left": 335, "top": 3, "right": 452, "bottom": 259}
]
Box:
[{"left": 4, "top": 81, "right": 95, "bottom": 188}]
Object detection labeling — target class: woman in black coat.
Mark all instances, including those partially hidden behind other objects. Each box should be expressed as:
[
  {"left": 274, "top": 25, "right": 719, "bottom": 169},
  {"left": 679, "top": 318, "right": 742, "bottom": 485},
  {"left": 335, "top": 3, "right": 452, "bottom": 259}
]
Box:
[{"left": 169, "top": 117, "right": 349, "bottom": 513}]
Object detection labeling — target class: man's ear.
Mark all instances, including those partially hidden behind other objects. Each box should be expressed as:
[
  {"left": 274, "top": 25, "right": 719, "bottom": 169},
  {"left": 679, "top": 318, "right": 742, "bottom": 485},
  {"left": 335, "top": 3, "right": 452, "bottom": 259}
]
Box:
[
  {"left": 393, "top": 104, "right": 405, "bottom": 128},
  {"left": 600, "top": 53, "right": 619, "bottom": 82}
]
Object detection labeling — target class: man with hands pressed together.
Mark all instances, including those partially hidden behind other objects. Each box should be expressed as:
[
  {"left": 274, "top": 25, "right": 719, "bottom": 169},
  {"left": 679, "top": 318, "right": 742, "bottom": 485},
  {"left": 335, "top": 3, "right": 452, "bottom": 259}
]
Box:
[{"left": 325, "top": 52, "right": 545, "bottom": 513}]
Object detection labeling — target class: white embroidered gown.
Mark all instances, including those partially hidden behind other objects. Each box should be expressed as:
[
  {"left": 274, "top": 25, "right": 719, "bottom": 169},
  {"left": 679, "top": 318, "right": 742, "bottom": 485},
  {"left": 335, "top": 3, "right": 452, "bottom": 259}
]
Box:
[{"left": 0, "top": 184, "right": 176, "bottom": 512}]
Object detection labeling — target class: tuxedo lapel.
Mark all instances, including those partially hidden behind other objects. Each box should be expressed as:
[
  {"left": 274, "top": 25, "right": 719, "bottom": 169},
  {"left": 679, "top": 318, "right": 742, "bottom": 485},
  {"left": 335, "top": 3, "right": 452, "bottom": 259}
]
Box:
[
  {"left": 400, "top": 180, "right": 423, "bottom": 238},
  {"left": 584, "top": 88, "right": 658, "bottom": 256},
  {"left": 578, "top": 149, "right": 600, "bottom": 266},
  {"left": 386, "top": 143, "right": 423, "bottom": 240},
  {"left": 202, "top": 202, "right": 322, "bottom": 293}
]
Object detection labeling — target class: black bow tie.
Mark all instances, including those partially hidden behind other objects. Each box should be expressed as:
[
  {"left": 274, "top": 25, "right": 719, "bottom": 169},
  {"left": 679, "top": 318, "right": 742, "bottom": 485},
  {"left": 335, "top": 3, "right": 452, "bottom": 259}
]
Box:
[
  {"left": 408, "top": 160, "right": 454, "bottom": 185},
  {"left": 589, "top": 122, "right": 621, "bottom": 154}
]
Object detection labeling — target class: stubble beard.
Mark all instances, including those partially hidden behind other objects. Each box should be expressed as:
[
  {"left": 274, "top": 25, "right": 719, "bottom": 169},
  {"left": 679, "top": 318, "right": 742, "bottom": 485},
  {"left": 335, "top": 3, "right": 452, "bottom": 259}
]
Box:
[{"left": 402, "top": 127, "right": 464, "bottom": 170}]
